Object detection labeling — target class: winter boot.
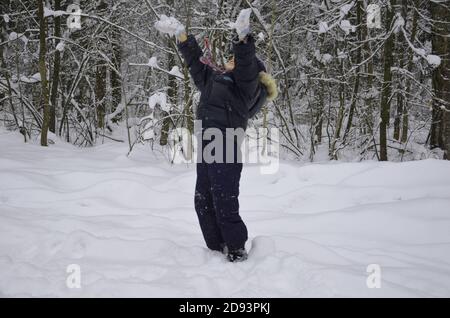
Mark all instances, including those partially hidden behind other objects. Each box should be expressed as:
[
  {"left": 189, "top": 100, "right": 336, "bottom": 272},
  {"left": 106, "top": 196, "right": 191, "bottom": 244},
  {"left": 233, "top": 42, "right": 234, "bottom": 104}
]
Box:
[{"left": 227, "top": 248, "right": 248, "bottom": 263}]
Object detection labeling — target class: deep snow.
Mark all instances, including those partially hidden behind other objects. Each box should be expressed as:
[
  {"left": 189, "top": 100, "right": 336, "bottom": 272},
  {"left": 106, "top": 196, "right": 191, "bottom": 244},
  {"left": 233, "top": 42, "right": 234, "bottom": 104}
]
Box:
[{"left": 1, "top": 129, "right": 450, "bottom": 297}]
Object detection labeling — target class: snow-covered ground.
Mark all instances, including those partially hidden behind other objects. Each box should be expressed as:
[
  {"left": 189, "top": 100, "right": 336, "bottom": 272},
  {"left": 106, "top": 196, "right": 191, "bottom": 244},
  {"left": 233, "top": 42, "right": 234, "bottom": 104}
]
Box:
[{"left": 1, "top": 129, "right": 450, "bottom": 298}]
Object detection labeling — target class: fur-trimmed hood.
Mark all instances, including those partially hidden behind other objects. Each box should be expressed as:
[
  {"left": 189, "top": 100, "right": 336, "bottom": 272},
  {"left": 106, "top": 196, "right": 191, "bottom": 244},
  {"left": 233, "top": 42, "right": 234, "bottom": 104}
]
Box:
[{"left": 259, "top": 71, "right": 278, "bottom": 101}]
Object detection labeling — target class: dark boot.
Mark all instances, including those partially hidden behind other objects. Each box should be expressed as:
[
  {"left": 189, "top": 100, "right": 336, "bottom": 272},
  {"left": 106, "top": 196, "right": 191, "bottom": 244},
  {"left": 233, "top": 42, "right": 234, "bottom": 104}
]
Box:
[{"left": 227, "top": 248, "right": 248, "bottom": 263}]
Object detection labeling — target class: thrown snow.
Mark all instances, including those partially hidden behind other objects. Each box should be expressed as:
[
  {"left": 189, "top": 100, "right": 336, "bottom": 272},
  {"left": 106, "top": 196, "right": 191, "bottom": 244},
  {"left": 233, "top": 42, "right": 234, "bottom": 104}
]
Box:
[
  {"left": 19, "top": 73, "right": 41, "bottom": 83},
  {"left": 147, "top": 56, "right": 158, "bottom": 68},
  {"left": 340, "top": 20, "right": 355, "bottom": 35},
  {"left": 340, "top": 3, "right": 354, "bottom": 18},
  {"left": 426, "top": 55, "right": 441, "bottom": 68},
  {"left": 55, "top": 41, "right": 65, "bottom": 52},
  {"left": 230, "top": 8, "right": 252, "bottom": 37},
  {"left": 314, "top": 50, "right": 333, "bottom": 64},
  {"left": 43, "top": 7, "right": 66, "bottom": 18},
  {"left": 8, "top": 32, "right": 19, "bottom": 41},
  {"left": 1, "top": 129, "right": 450, "bottom": 297},
  {"left": 148, "top": 92, "right": 169, "bottom": 112},
  {"left": 169, "top": 66, "right": 184, "bottom": 79},
  {"left": 257, "top": 32, "right": 265, "bottom": 41},
  {"left": 318, "top": 21, "right": 329, "bottom": 34},
  {"left": 393, "top": 14, "right": 405, "bottom": 33},
  {"left": 154, "top": 15, "right": 185, "bottom": 37}
]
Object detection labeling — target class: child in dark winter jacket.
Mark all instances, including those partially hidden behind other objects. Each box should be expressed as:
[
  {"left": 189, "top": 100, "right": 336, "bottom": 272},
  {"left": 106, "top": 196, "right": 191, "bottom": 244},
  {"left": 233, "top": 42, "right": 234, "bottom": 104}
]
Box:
[{"left": 155, "top": 13, "right": 277, "bottom": 262}]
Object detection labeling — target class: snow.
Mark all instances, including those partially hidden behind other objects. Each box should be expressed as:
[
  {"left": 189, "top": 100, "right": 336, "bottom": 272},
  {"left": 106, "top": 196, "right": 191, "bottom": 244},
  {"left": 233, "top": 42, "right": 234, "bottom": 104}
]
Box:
[
  {"left": 19, "top": 73, "right": 41, "bottom": 83},
  {"left": 43, "top": 7, "right": 66, "bottom": 18},
  {"left": 8, "top": 32, "right": 19, "bottom": 41},
  {"left": 426, "top": 55, "right": 441, "bottom": 68},
  {"left": 400, "top": 26, "right": 440, "bottom": 68},
  {"left": 230, "top": 9, "right": 252, "bottom": 39},
  {"left": 56, "top": 42, "right": 65, "bottom": 52},
  {"left": 318, "top": 21, "right": 329, "bottom": 34},
  {"left": 154, "top": 15, "right": 185, "bottom": 37},
  {"left": 340, "top": 20, "right": 355, "bottom": 35},
  {"left": 141, "top": 114, "right": 155, "bottom": 141},
  {"left": 337, "top": 50, "right": 348, "bottom": 59},
  {"left": 257, "top": 32, "right": 265, "bottom": 42},
  {"left": 314, "top": 50, "right": 332, "bottom": 64},
  {"left": 393, "top": 14, "right": 405, "bottom": 33},
  {"left": 169, "top": 66, "right": 184, "bottom": 79},
  {"left": 148, "top": 92, "right": 169, "bottom": 112},
  {"left": 147, "top": 56, "right": 158, "bottom": 68},
  {"left": 3, "top": 14, "right": 9, "bottom": 23},
  {"left": 340, "top": 3, "right": 354, "bottom": 18},
  {"left": 322, "top": 53, "right": 332, "bottom": 63},
  {"left": 8, "top": 32, "right": 28, "bottom": 45},
  {"left": 415, "top": 48, "right": 426, "bottom": 57},
  {"left": 1, "top": 129, "right": 450, "bottom": 297}
]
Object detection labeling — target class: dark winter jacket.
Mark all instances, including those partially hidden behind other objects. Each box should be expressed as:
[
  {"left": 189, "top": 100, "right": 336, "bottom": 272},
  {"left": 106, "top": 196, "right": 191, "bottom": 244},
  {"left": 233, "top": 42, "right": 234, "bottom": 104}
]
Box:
[{"left": 178, "top": 34, "right": 261, "bottom": 130}]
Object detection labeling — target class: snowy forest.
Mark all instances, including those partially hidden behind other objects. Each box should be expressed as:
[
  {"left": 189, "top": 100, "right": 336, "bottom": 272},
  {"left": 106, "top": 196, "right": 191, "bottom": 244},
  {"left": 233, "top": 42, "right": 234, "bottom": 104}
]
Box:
[
  {"left": 1, "top": 0, "right": 449, "bottom": 162},
  {"left": 1, "top": 0, "right": 450, "bottom": 298}
]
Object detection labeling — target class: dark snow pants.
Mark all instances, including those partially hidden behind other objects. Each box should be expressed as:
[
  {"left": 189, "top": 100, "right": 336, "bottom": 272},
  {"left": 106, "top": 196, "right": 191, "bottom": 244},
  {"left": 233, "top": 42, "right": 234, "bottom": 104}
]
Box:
[{"left": 194, "top": 137, "right": 248, "bottom": 251}]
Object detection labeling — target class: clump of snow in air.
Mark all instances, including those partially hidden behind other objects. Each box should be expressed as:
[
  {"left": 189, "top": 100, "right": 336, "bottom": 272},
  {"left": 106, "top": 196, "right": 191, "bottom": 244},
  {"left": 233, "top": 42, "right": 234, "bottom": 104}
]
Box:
[
  {"left": 318, "top": 21, "right": 329, "bottom": 34},
  {"left": 340, "top": 20, "right": 355, "bottom": 35},
  {"left": 1, "top": 128, "right": 450, "bottom": 297},
  {"left": 230, "top": 8, "right": 252, "bottom": 39},
  {"left": 393, "top": 14, "right": 405, "bottom": 33},
  {"left": 314, "top": 50, "right": 332, "bottom": 64},
  {"left": 147, "top": 56, "right": 158, "bottom": 68},
  {"left": 56, "top": 41, "right": 65, "bottom": 52},
  {"left": 322, "top": 54, "right": 332, "bottom": 63},
  {"left": 154, "top": 15, "right": 185, "bottom": 37},
  {"left": 19, "top": 73, "right": 41, "bottom": 83},
  {"left": 43, "top": 6, "right": 66, "bottom": 18},
  {"left": 426, "top": 54, "right": 441, "bottom": 68},
  {"left": 8, "top": 31, "right": 28, "bottom": 45},
  {"left": 257, "top": 32, "right": 265, "bottom": 41},
  {"left": 340, "top": 3, "right": 354, "bottom": 18},
  {"left": 169, "top": 66, "right": 184, "bottom": 78},
  {"left": 3, "top": 14, "right": 9, "bottom": 23},
  {"left": 8, "top": 32, "right": 19, "bottom": 41},
  {"left": 148, "top": 92, "right": 169, "bottom": 112}
]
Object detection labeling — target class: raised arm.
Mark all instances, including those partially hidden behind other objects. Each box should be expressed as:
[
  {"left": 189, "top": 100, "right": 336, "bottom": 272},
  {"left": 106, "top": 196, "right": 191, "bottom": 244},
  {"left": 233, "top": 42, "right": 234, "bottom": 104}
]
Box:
[
  {"left": 177, "top": 33, "right": 212, "bottom": 93},
  {"left": 233, "top": 35, "right": 260, "bottom": 103},
  {"left": 154, "top": 16, "right": 212, "bottom": 92}
]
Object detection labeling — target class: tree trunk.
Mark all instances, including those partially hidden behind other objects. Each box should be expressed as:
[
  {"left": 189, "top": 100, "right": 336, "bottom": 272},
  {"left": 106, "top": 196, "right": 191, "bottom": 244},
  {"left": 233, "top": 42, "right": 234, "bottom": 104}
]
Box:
[
  {"left": 95, "top": 0, "right": 107, "bottom": 130},
  {"left": 329, "top": 60, "right": 345, "bottom": 160},
  {"left": 37, "top": 0, "right": 50, "bottom": 146},
  {"left": 393, "top": 3, "right": 407, "bottom": 143},
  {"left": 400, "top": 0, "right": 418, "bottom": 143},
  {"left": 430, "top": 1, "right": 450, "bottom": 158},
  {"left": 315, "top": 82, "right": 324, "bottom": 144},
  {"left": 344, "top": 0, "right": 363, "bottom": 140},
  {"left": 160, "top": 39, "right": 176, "bottom": 147},
  {"left": 380, "top": 0, "right": 396, "bottom": 161},
  {"left": 49, "top": 0, "right": 61, "bottom": 134},
  {"left": 110, "top": 29, "right": 122, "bottom": 123},
  {"left": 95, "top": 64, "right": 107, "bottom": 129}
]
